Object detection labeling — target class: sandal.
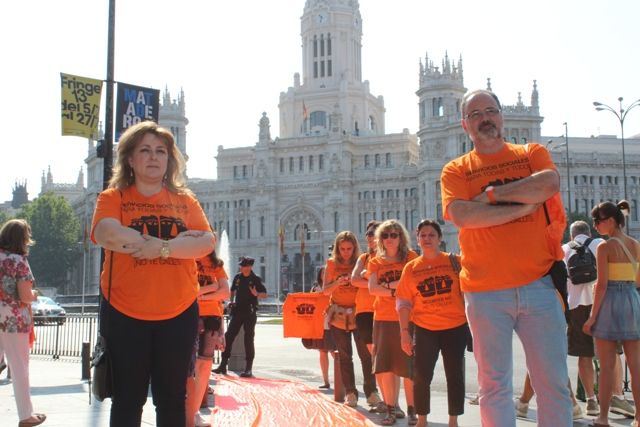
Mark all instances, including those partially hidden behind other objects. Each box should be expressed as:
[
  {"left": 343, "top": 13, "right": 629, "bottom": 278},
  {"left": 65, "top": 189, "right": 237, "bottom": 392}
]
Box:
[
  {"left": 18, "top": 413, "right": 46, "bottom": 427},
  {"left": 381, "top": 404, "right": 396, "bottom": 426}
]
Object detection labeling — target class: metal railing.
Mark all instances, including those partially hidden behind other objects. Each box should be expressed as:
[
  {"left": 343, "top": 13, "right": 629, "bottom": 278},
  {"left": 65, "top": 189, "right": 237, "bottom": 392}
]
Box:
[{"left": 31, "top": 314, "right": 98, "bottom": 359}]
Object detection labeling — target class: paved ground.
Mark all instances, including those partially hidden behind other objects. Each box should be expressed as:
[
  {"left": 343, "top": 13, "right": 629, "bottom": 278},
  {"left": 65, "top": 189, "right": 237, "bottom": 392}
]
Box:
[{"left": 0, "top": 322, "right": 636, "bottom": 426}]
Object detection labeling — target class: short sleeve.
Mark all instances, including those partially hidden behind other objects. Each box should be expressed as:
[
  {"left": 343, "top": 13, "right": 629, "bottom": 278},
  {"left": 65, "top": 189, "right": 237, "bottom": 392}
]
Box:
[
  {"left": 14, "top": 255, "right": 34, "bottom": 282},
  {"left": 185, "top": 194, "right": 210, "bottom": 231},
  {"left": 396, "top": 261, "right": 414, "bottom": 301},
  {"left": 256, "top": 277, "right": 267, "bottom": 293},
  {"left": 527, "top": 143, "right": 557, "bottom": 173},
  {"left": 441, "top": 160, "right": 469, "bottom": 221},
  {"left": 91, "top": 188, "right": 121, "bottom": 243}
]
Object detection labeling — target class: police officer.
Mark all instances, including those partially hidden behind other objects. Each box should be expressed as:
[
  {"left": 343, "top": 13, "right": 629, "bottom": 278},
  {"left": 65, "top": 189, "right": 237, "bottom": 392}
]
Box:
[{"left": 213, "top": 256, "right": 267, "bottom": 377}]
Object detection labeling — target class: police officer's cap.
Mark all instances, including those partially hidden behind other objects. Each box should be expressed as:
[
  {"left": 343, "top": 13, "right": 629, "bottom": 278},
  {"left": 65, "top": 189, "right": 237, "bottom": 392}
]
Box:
[{"left": 238, "top": 256, "right": 255, "bottom": 266}]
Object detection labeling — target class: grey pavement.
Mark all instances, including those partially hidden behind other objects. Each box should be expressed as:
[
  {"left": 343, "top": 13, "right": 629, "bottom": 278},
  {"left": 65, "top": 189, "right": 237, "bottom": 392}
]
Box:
[{"left": 0, "top": 322, "right": 636, "bottom": 426}]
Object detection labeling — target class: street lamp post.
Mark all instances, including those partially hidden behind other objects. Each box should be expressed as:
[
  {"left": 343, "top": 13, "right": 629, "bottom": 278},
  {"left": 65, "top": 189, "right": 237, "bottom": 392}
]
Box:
[
  {"left": 593, "top": 97, "right": 640, "bottom": 202},
  {"left": 563, "top": 122, "right": 571, "bottom": 213},
  {"left": 547, "top": 137, "right": 571, "bottom": 213}
]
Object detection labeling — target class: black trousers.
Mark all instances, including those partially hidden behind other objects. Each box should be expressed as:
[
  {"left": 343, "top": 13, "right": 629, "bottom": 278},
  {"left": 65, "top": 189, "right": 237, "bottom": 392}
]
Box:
[
  {"left": 101, "top": 299, "right": 198, "bottom": 427},
  {"left": 220, "top": 308, "right": 257, "bottom": 366},
  {"left": 413, "top": 323, "right": 468, "bottom": 416},
  {"left": 330, "top": 325, "right": 378, "bottom": 397}
]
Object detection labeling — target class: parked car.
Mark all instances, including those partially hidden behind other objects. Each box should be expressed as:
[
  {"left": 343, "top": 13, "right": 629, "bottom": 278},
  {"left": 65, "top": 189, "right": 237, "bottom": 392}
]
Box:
[{"left": 32, "top": 296, "right": 66, "bottom": 325}]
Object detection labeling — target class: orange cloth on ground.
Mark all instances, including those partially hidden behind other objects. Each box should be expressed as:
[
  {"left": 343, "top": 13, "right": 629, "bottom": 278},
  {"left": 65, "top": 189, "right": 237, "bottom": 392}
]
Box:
[
  {"left": 367, "top": 251, "right": 418, "bottom": 321},
  {"left": 396, "top": 253, "right": 467, "bottom": 331},
  {"left": 212, "top": 376, "right": 375, "bottom": 426},
  {"left": 324, "top": 258, "right": 358, "bottom": 306},
  {"left": 440, "top": 142, "right": 557, "bottom": 292},
  {"left": 197, "top": 256, "right": 228, "bottom": 317},
  {"left": 355, "top": 253, "right": 375, "bottom": 315},
  {"left": 91, "top": 186, "right": 210, "bottom": 320},
  {"left": 282, "top": 292, "right": 330, "bottom": 339}
]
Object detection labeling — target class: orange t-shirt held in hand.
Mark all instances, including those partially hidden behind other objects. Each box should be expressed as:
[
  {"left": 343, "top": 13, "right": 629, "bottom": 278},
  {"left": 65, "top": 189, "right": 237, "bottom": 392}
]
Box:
[
  {"left": 91, "top": 186, "right": 210, "bottom": 321},
  {"left": 396, "top": 253, "right": 467, "bottom": 331},
  {"left": 367, "top": 251, "right": 418, "bottom": 322}
]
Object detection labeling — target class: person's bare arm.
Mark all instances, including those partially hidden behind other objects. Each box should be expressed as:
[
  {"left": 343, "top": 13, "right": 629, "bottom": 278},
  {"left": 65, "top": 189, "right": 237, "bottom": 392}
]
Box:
[
  {"left": 351, "top": 256, "right": 369, "bottom": 288},
  {"left": 368, "top": 272, "right": 393, "bottom": 297},
  {"left": 474, "top": 169, "right": 560, "bottom": 205},
  {"left": 447, "top": 200, "right": 541, "bottom": 229},
  {"left": 93, "top": 218, "right": 144, "bottom": 253},
  {"left": 17, "top": 280, "right": 37, "bottom": 303}
]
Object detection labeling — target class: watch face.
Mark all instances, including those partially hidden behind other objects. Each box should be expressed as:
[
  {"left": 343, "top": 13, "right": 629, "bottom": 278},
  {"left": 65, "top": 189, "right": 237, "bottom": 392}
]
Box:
[{"left": 316, "top": 12, "right": 326, "bottom": 24}]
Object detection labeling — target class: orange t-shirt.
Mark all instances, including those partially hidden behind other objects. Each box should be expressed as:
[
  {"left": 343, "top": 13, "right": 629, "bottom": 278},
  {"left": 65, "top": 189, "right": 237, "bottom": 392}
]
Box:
[
  {"left": 367, "top": 250, "right": 418, "bottom": 321},
  {"left": 196, "top": 256, "right": 228, "bottom": 317},
  {"left": 324, "top": 258, "right": 358, "bottom": 307},
  {"left": 91, "top": 186, "right": 210, "bottom": 320},
  {"left": 355, "top": 253, "right": 375, "bottom": 314},
  {"left": 441, "top": 142, "right": 556, "bottom": 293},
  {"left": 396, "top": 253, "right": 467, "bottom": 331}
]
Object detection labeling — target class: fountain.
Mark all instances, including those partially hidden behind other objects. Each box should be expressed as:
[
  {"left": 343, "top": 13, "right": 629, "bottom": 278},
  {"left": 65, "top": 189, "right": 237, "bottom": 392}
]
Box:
[{"left": 218, "top": 230, "right": 231, "bottom": 278}]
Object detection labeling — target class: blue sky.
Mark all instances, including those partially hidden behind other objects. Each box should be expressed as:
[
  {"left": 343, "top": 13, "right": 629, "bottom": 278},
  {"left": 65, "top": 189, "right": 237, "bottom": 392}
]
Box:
[{"left": 1, "top": 0, "right": 638, "bottom": 202}]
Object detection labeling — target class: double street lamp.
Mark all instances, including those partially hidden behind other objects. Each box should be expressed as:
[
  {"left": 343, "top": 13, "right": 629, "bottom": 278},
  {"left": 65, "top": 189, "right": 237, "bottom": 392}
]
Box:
[{"left": 593, "top": 97, "right": 640, "bottom": 201}]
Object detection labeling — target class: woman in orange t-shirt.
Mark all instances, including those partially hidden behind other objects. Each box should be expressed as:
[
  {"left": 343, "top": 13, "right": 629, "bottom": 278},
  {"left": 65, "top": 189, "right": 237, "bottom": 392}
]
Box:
[
  {"left": 92, "top": 121, "right": 214, "bottom": 426},
  {"left": 368, "top": 219, "right": 418, "bottom": 426},
  {"left": 397, "top": 219, "right": 468, "bottom": 427},
  {"left": 186, "top": 250, "right": 229, "bottom": 427},
  {"left": 323, "top": 231, "right": 361, "bottom": 407}
]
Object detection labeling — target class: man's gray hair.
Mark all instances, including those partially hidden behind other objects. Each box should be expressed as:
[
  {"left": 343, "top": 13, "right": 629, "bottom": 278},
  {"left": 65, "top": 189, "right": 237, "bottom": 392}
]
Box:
[
  {"left": 461, "top": 89, "right": 502, "bottom": 116},
  {"left": 570, "top": 220, "right": 591, "bottom": 239}
]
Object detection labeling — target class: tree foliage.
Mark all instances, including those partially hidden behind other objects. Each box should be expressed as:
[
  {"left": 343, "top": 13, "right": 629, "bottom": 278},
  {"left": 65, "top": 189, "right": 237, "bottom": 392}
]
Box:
[{"left": 18, "top": 193, "right": 80, "bottom": 290}]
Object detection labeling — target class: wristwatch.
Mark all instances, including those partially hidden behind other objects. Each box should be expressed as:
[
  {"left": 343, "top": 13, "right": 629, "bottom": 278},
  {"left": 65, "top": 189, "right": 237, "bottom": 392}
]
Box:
[
  {"left": 159, "top": 240, "right": 171, "bottom": 259},
  {"left": 485, "top": 185, "right": 497, "bottom": 205}
]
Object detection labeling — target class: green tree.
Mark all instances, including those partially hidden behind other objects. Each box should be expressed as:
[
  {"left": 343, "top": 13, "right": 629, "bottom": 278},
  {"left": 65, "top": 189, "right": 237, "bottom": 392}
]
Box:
[
  {"left": 0, "top": 211, "right": 9, "bottom": 226},
  {"left": 18, "top": 193, "right": 80, "bottom": 291}
]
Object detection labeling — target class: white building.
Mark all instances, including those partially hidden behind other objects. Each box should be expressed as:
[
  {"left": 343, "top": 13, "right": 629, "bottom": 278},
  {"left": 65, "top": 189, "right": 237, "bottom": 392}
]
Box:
[{"left": 49, "top": 0, "right": 640, "bottom": 297}]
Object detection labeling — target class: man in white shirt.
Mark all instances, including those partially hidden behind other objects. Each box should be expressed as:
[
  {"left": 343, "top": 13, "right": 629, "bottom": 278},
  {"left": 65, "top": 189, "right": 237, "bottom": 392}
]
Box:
[{"left": 564, "top": 220, "right": 603, "bottom": 416}]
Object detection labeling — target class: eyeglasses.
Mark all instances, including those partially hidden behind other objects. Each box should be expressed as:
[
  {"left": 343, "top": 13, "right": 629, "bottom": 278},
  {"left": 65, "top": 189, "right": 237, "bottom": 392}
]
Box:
[
  {"left": 380, "top": 232, "right": 400, "bottom": 240},
  {"left": 464, "top": 107, "right": 501, "bottom": 121},
  {"left": 593, "top": 217, "right": 610, "bottom": 225},
  {"left": 365, "top": 230, "right": 375, "bottom": 237}
]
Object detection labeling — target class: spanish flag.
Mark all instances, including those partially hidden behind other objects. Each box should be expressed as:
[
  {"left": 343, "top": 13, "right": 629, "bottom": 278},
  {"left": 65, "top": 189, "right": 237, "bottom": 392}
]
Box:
[
  {"left": 302, "top": 101, "right": 309, "bottom": 120},
  {"left": 278, "top": 224, "right": 285, "bottom": 255}
]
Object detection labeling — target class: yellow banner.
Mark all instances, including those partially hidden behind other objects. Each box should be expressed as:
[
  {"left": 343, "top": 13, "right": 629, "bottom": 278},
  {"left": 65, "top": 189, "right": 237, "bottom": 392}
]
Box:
[{"left": 61, "top": 73, "right": 103, "bottom": 138}]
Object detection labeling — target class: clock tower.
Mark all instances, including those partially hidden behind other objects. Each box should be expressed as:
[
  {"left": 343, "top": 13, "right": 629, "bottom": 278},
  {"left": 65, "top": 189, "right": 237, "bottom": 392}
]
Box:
[{"left": 279, "top": 0, "right": 385, "bottom": 139}]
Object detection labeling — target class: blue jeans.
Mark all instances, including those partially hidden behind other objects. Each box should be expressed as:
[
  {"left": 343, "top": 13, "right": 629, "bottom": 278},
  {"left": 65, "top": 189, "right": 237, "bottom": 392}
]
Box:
[{"left": 465, "top": 276, "right": 572, "bottom": 427}]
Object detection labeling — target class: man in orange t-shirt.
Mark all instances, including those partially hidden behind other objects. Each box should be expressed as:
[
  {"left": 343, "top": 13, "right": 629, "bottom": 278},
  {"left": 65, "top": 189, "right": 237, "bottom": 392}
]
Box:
[{"left": 440, "top": 89, "right": 571, "bottom": 427}]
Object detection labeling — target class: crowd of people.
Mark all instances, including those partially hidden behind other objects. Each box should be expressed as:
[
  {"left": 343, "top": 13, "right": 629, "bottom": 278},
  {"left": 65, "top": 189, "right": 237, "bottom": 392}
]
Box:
[{"left": 2, "top": 87, "right": 640, "bottom": 427}]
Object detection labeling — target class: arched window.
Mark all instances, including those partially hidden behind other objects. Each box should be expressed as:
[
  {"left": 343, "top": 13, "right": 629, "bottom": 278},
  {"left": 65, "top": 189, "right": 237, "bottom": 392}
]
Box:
[
  {"left": 368, "top": 115, "right": 375, "bottom": 131},
  {"left": 310, "top": 111, "right": 327, "bottom": 128}
]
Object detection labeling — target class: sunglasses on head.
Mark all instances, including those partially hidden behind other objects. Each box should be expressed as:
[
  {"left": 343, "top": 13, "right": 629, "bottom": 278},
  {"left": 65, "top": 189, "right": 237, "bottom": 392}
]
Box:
[
  {"left": 380, "top": 232, "right": 400, "bottom": 240},
  {"left": 365, "top": 230, "right": 375, "bottom": 237}
]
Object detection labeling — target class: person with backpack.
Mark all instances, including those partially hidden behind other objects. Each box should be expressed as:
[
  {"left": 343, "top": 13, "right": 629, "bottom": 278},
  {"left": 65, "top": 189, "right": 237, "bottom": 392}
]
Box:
[{"left": 563, "top": 220, "right": 604, "bottom": 416}]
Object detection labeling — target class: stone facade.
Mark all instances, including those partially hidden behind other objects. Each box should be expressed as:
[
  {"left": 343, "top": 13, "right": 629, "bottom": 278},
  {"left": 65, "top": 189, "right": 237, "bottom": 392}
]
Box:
[{"left": 43, "top": 0, "right": 640, "bottom": 297}]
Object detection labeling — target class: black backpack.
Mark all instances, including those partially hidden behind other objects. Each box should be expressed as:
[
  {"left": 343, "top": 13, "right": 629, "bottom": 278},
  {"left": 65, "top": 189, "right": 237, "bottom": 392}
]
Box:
[{"left": 567, "top": 238, "right": 597, "bottom": 284}]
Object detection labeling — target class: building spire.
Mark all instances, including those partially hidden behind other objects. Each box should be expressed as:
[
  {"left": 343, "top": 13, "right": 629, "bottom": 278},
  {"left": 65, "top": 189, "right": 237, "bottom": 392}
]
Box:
[
  {"left": 486, "top": 78, "right": 492, "bottom": 91},
  {"left": 531, "top": 80, "right": 539, "bottom": 108}
]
